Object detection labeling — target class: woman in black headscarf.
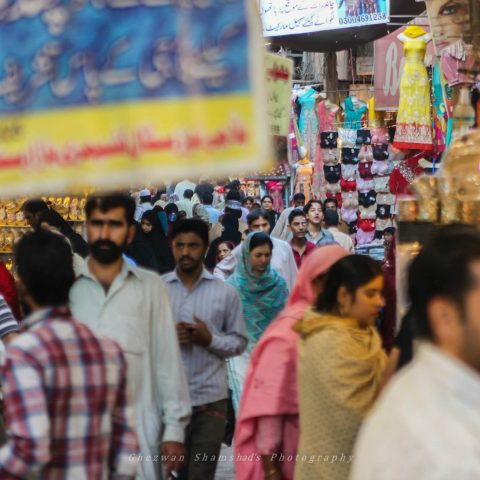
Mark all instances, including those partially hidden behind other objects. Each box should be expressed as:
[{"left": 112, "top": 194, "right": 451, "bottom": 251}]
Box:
[
  {"left": 205, "top": 213, "right": 242, "bottom": 271},
  {"left": 140, "top": 210, "right": 175, "bottom": 274}
]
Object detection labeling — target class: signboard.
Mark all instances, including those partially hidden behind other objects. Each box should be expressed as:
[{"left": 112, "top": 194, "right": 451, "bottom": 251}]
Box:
[
  {"left": 265, "top": 53, "right": 293, "bottom": 136},
  {"left": 374, "top": 25, "right": 434, "bottom": 110},
  {"left": 0, "top": 0, "right": 269, "bottom": 197},
  {"left": 259, "top": 0, "right": 390, "bottom": 37}
]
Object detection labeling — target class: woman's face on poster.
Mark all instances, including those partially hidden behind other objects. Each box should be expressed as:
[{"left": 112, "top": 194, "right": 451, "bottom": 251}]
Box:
[{"left": 427, "top": 0, "right": 470, "bottom": 52}]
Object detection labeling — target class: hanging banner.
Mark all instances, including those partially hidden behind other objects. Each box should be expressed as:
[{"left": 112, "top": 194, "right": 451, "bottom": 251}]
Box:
[
  {"left": 423, "top": 0, "right": 475, "bottom": 86},
  {"left": 0, "top": 0, "right": 269, "bottom": 197},
  {"left": 259, "top": 0, "right": 390, "bottom": 37},
  {"left": 374, "top": 25, "right": 434, "bottom": 110},
  {"left": 265, "top": 53, "right": 293, "bottom": 136}
]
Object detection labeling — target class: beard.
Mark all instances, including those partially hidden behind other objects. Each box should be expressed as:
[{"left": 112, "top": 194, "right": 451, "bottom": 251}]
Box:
[{"left": 90, "top": 239, "right": 125, "bottom": 264}]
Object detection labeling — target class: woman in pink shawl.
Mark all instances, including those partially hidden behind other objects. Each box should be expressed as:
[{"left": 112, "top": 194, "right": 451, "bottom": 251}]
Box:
[{"left": 234, "top": 245, "right": 348, "bottom": 480}]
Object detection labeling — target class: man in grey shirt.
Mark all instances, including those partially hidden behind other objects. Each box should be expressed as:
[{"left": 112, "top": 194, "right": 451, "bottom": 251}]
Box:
[{"left": 163, "top": 219, "right": 247, "bottom": 480}]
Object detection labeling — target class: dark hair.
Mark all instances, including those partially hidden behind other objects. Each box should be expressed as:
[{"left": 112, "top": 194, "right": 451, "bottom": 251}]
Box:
[
  {"left": 247, "top": 208, "right": 270, "bottom": 226},
  {"left": 324, "top": 198, "right": 338, "bottom": 209},
  {"left": 261, "top": 195, "right": 274, "bottom": 204},
  {"left": 171, "top": 219, "right": 209, "bottom": 247},
  {"left": 288, "top": 208, "right": 307, "bottom": 225},
  {"left": 384, "top": 227, "right": 396, "bottom": 236},
  {"left": 408, "top": 225, "right": 480, "bottom": 340},
  {"left": 324, "top": 209, "right": 339, "bottom": 227},
  {"left": 293, "top": 193, "right": 306, "bottom": 202},
  {"left": 140, "top": 194, "right": 152, "bottom": 204},
  {"left": 86, "top": 193, "right": 136, "bottom": 225},
  {"left": 242, "top": 196, "right": 254, "bottom": 205},
  {"left": 15, "top": 230, "right": 75, "bottom": 307},
  {"left": 304, "top": 199, "right": 323, "bottom": 214},
  {"left": 226, "top": 190, "right": 241, "bottom": 202},
  {"left": 317, "top": 255, "right": 383, "bottom": 312},
  {"left": 23, "top": 199, "right": 49, "bottom": 215},
  {"left": 184, "top": 189, "right": 194, "bottom": 200},
  {"left": 249, "top": 232, "right": 273, "bottom": 252},
  {"left": 231, "top": 179, "right": 241, "bottom": 188},
  {"left": 37, "top": 209, "right": 75, "bottom": 237},
  {"left": 202, "top": 192, "right": 214, "bottom": 205}
]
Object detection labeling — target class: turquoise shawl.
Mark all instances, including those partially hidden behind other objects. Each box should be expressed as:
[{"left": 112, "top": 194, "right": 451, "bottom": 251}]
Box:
[{"left": 228, "top": 234, "right": 288, "bottom": 348}]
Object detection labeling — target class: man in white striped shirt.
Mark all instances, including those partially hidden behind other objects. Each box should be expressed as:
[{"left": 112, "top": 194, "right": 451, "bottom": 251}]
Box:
[{"left": 163, "top": 219, "right": 248, "bottom": 480}]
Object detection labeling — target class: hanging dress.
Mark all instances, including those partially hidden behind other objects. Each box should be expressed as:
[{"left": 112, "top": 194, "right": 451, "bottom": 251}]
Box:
[
  {"left": 298, "top": 88, "right": 319, "bottom": 162},
  {"left": 393, "top": 39, "right": 433, "bottom": 150},
  {"left": 343, "top": 96, "right": 367, "bottom": 130}
]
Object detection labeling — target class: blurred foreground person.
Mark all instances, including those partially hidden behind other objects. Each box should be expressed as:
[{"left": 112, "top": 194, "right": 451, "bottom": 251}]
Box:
[
  {"left": 351, "top": 225, "right": 480, "bottom": 479},
  {"left": 294, "top": 255, "right": 386, "bottom": 480},
  {"left": 0, "top": 230, "right": 137, "bottom": 478},
  {"left": 70, "top": 194, "right": 190, "bottom": 479},
  {"left": 226, "top": 233, "right": 288, "bottom": 413},
  {"left": 235, "top": 245, "right": 348, "bottom": 480}
]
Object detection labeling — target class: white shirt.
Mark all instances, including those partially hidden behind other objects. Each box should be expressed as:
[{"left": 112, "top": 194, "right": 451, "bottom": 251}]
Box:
[
  {"left": 134, "top": 202, "right": 153, "bottom": 222},
  {"left": 213, "top": 237, "right": 298, "bottom": 291},
  {"left": 328, "top": 226, "right": 355, "bottom": 253},
  {"left": 350, "top": 344, "right": 480, "bottom": 480},
  {"left": 70, "top": 260, "right": 191, "bottom": 479},
  {"left": 174, "top": 180, "right": 196, "bottom": 200},
  {"left": 174, "top": 199, "right": 193, "bottom": 218}
]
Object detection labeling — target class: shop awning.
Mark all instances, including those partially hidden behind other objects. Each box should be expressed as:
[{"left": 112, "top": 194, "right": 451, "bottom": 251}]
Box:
[{"left": 268, "top": 0, "right": 426, "bottom": 52}]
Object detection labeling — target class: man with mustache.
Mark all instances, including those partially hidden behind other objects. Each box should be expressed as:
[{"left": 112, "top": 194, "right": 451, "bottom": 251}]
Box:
[
  {"left": 163, "top": 219, "right": 247, "bottom": 480},
  {"left": 70, "top": 193, "right": 191, "bottom": 480}
]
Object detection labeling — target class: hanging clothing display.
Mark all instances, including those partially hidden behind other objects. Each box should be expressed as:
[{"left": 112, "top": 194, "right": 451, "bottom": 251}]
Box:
[
  {"left": 393, "top": 27, "right": 433, "bottom": 151},
  {"left": 298, "top": 88, "right": 319, "bottom": 161},
  {"left": 343, "top": 96, "right": 367, "bottom": 130}
]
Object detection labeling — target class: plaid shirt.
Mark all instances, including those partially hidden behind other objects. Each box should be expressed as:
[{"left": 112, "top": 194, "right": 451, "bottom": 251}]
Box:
[{"left": 0, "top": 307, "right": 138, "bottom": 479}]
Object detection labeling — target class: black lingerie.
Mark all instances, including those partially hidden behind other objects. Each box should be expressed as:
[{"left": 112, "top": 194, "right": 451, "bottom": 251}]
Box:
[
  {"left": 323, "top": 164, "right": 342, "bottom": 183},
  {"left": 359, "top": 190, "right": 377, "bottom": 208},
  {"left": 372, "top": 144, "right": 389, "bottom": 161},
  {"left": 320, "top": 131, "right": 338, "bottom": 149},
  {"left": 356, "top": 129, "right": 372, "bottom": 146},
  {"left": 376, "top": 205, "right": 392, "bottom": 219},
  {"left": 341, "top": 147, "right": 360, "bottom": 165}
]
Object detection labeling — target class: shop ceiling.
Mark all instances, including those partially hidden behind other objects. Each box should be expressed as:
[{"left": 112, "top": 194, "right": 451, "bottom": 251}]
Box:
[{"left": 268, "top": 0, "right": 426, "bottom": 52}]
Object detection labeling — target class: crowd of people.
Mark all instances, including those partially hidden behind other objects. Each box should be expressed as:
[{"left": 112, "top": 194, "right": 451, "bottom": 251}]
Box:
[{"left": 0, "top": 181, "right": 476, "bottom": 479}]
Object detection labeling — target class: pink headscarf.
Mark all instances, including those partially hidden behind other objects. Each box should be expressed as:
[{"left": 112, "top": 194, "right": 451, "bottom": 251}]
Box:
[{"left": 234, "top": 245, "right": 348, "bottom": 480}]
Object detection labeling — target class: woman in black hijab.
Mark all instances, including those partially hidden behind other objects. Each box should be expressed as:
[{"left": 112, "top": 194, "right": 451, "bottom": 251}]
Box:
[
  {"left": 205, "top": 213, "right": 242, "bottom": 270},
  {"left": 140, "top": 210, "right": 175, "bottom": 274}
]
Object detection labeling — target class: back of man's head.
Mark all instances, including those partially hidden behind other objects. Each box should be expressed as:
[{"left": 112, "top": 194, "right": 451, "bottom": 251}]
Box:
[
  {"left": 86, "top": 193, "right": 136, "bottom": 225},
  {"left": 225, "top": 190, "right": 241, "bottom": 202},
  {"left": 202, "top": 192, "right": 213, "bottom": 205},
  {"left": 184, "top": 189, "right": 194, "bottom": 200},
  {"left": 293, "top": 193, "right": 306, "bottom": 204},
  {"left": 23, "top": 199, "right": 49, "bottom": 215},
  {"left": 16, "top": 230, "right": 75, "bottom": 308},
  {"left": 409, "top": 224, "right": 480, "bottom": 342},
  {"left": 324, "top": 209, "right": 339, "bottom": 227}
]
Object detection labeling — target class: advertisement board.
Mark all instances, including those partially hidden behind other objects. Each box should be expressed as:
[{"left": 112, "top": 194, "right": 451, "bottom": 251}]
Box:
[{"left": 259, "top": 0, "right": 390, "bottom": 37}]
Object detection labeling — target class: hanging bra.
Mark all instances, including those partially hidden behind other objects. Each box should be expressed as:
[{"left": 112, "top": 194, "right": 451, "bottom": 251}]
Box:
[
  {"left": 374, "top": 176, "right": 390, "bottom": 193},
  {"left": 359, "top": 205, "right": 377, "bottom": 220},
  {"left": 376, "top": 218, "right": 394, "bottom": 231},
  {"left": 359, "top": 190, "right": 377, "bottom": 208},
  {"left": 357, "top": 177, "right": 375, "bottom": 192},
  {"left": 376, "top": 204, "right": 392, "bottom": 219},
  {"left": 372, "top": 144, "right": 389, "bottom": 161},
  {"left": 323, "top": 149, "right": 339, "bottom": 165},
  {"left": 340, "top": 178, "right": 357, "bottom": 192},
  {"left": 359, "top": 146, "right": 373, "bottom": 163},
  {"left": 338, "top": 128, "right": 358, "bottom": 147},
  {"left": 376, "top": 193, "right": 395, "bottom": 205},
  {"left": 358, "top": 218, "right": 376, "bottom": 232},
  {"left": 341, "top": 164, "right": 357, "bottom": 181},
  {"left": 326, "top": 191, "right": 342, "bottom": 207},
  {"left": 341, "top": 147, "right": 360, "bottom": 165},
  {"left": 357, "top": 228, "right": 375, "bottom": 245},
  {"left": 342, "top": 192, "right": 359, "bottom": 209},
  {"left": 356, "top": 129, "right": 372, "bottom": 146},
  {"left": 326, "top": 182, "right": 341, "bottom": 194},
  {"left": 320, "top": 131, "right": 338, "bottom": 149},
  {"left": 341, "top": 207, "right": 358, "bottom": 223},
  {"left": 358, "top": 161, "right": 374, "bottom": 179},
  {"left": 371, "top": 159, "right": 391, "bottom": 176},
  {"left": 324, "top": 164, "right": 341, "bottom": 183},
  {"left": 371, "top": 128, "right": 390, "bottom": 145}
]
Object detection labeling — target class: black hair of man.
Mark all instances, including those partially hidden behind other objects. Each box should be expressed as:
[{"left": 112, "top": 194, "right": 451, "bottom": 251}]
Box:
[
  {"left": 23, "top": 199, "right": 49, "bottom": 215},
  {"left": 288, "top": 208, "right": 307, "bottom": 225},
  {"left": 293, "top": 193, "right": 306, "bottom": 203},
  {"left": 246, "top": 208, "right": 270, "bottom": 226},
  {"left": 225, "top": 190, "right": 241, "bottom": 202},
  {"left": 171, "top": 219, "right": 209, "bottom": 247},
  {"left": 324, "top": 209, "right": 340, "bottom": 227},
  {"left": 183, "top": 189, "right": 194, "bottom": 200},
  {"left": 242, "top": 196, "right": 254, "bottom": 206},
  {"left": 15, "top": 230, "right": 75, "bottom": 307},
  {"left": 408, "top": 224, "right": 480, "bottom": 340},
  {"left": 86, "top": 193, "right": 136, "bottom": 225},
  {"left": 323, "top": 198, "right": 338, "bottom": 210},
  {"left": 202, "top": 192, "right": 214, "bottom": 205},
  {"left": 303, "top": 199, "right": 323, "bottom": 214}
]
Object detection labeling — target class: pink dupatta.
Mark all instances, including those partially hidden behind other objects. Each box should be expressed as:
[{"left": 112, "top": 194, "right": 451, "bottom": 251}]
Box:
[{"left": 234, "top": 245, "right": 348, "bottom": 480}]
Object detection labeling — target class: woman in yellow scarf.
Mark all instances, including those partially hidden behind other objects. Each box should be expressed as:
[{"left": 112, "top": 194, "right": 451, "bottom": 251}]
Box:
[{"left": 293, "top": 255, "right": 386, "bottom": 480}]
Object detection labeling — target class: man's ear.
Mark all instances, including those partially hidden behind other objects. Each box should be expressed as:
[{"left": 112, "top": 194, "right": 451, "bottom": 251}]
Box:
[{"left": 427, "top": 297, "right": 464, "bottom": 351}]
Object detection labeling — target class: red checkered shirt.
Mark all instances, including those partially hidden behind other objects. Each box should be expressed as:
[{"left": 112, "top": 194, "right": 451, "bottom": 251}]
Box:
[{"left": 0, "top": 307, "right": 138, "bottom": 479}]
